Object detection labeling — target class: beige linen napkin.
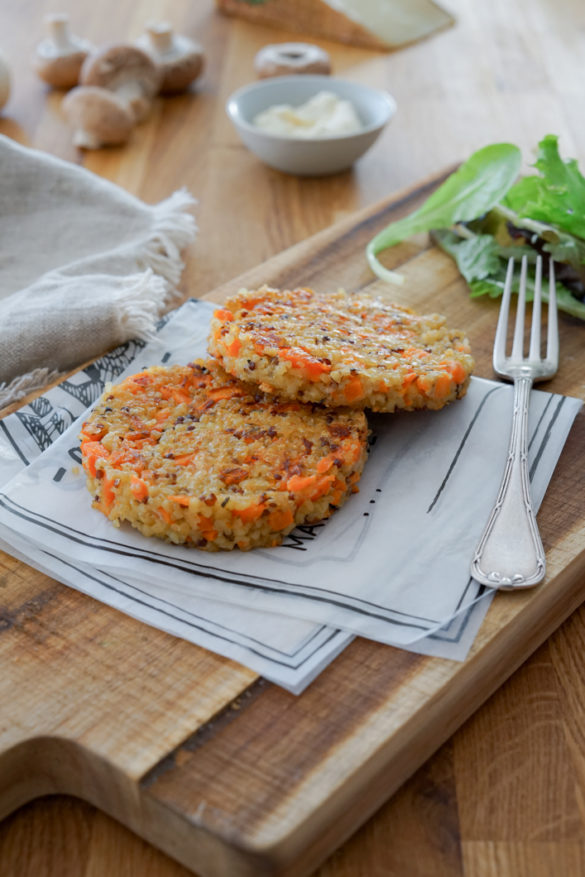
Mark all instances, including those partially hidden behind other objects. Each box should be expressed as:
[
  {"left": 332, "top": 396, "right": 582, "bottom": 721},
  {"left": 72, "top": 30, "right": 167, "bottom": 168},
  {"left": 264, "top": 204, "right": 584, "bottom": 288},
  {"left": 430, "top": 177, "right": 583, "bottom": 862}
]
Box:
[{"left": 0, "top": 135, "right": 196, "bottom": 408}]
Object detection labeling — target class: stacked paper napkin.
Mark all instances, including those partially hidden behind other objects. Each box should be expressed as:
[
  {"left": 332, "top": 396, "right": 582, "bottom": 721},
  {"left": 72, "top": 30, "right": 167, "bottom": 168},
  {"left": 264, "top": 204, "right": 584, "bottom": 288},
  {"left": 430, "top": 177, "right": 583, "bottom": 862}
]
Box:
[{"left": 0, "top": 299, "right": 580, "bottom": 693}]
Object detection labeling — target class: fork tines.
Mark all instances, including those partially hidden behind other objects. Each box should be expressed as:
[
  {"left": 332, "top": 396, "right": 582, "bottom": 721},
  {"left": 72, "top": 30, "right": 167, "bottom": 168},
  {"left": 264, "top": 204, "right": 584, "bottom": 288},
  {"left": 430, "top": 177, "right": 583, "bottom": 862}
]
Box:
[{"left": 494, "top": 255, "right": 558, "bottom": 375}]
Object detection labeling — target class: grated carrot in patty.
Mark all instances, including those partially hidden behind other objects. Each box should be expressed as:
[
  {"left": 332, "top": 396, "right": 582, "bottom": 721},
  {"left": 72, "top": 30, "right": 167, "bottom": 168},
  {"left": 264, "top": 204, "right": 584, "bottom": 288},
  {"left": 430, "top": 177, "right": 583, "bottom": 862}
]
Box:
[
  {"left": 80, "top": 359, "right": 368, "bottom": 551},
  {"left": 214, "top": 308, "right": 234, "bottom": 322},
  {"left": 130, "top": 476, "right": 149, "bottom": 501},
  {"left": 101, "top": 476, "right": 116, "bottom": 511},
  {"left": 278, "top": 347, "right": 331, "bottom": 380},
  {"left": 168, "top": 495, "right": 191, "bottom": 507},
  {"left": 268, "top": 508, "right": 294, "bottom": 531},
  {"left": 81, "top": 441, "right": 109, "bottom": 477},
  {"left": 233, "top": 503, "right": 266, "bottom": 524},
  {"left": 223, "top": 335, "right": 241, "bottom": 357},
  {"left": 433, "top": 373, "right": 453, "bottom": 400},
  {"left": 208, "top": 285, "right": 474, "bottom": 412},
  {"left": 344, "top": 376, "right": 364, "bottom": 403},
  {"left": 286, "top": 474, "right": 317, "bottom": 493}
]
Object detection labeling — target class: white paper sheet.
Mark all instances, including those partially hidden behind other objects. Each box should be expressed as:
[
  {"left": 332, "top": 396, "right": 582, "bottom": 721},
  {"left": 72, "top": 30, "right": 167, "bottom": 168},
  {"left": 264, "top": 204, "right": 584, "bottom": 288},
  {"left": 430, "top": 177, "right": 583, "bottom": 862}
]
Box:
[{"left": 0, "top": 300, "right": 580, "bottom": 691}]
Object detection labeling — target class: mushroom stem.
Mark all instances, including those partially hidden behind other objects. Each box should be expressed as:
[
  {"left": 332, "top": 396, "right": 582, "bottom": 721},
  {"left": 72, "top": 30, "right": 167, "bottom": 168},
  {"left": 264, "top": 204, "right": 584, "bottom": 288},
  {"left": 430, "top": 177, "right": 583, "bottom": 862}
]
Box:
[
  {"left": 72, "top": 128, "right": 101, "bottom": 150},
  {"left": 46, "top": 13, "right": 74, "bottom": 52},
  {"left": 146, "top": 21, "right": 174, "bottom": 54},
  {"left": 135, "top": 24, "right": 204, "bottom": 93},
  {"left": 115, "top": 79, "right": 151, "bottom": 122}
]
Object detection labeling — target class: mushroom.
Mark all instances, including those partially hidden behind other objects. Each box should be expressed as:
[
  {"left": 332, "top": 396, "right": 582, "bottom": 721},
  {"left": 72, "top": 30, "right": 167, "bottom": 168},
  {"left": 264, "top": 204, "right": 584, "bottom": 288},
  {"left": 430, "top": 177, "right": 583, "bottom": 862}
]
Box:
[
  {"left": 80, "top": 44, "right": 161, "bottom": 122},
  {"left": 135, "top": 21, "right": 204, "bottom": 94},
  {"left": 63, "top": 86, "right": 135, "bottom": 148},
  {"left": 34, "top": 13, "right": 93, "bottom": 89}
]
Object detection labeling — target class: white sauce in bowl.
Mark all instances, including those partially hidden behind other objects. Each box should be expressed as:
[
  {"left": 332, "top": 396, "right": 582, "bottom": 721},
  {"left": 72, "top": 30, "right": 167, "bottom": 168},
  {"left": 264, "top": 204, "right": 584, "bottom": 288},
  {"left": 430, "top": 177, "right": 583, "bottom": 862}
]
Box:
[{"left": 253, "top": 90, "right": 363, "bottom": 139}]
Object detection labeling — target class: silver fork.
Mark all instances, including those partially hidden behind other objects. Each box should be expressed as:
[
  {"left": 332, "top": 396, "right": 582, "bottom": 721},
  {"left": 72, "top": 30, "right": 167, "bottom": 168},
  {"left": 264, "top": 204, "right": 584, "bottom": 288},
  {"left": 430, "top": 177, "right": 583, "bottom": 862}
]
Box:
[{"left": 470, "top": 254, "right": 559, "bottom": 590}]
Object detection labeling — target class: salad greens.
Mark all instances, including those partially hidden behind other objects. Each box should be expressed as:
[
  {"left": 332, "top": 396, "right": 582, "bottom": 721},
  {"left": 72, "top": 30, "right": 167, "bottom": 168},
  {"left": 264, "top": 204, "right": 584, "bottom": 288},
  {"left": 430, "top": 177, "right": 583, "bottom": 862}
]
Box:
[{"left": 366, "top": 135, "right": 585, "bottom": 321}]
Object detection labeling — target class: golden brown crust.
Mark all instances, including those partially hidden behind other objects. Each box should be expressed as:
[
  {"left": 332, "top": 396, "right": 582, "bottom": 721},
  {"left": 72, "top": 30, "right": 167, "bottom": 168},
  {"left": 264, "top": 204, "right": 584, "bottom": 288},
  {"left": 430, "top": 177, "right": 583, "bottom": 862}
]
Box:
[
  {"left": 80, "top": 359, "right": 368, "bottom": 551},
  {"left": 208, "top": 286, "right": 474, "bottom": 412}
]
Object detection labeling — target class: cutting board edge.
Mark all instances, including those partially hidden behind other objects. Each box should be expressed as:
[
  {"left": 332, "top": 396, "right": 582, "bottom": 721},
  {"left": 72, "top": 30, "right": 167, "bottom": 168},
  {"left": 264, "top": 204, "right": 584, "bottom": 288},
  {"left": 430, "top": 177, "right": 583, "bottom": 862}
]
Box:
[
  {"left": 3, "top": 553, "right": 584, "bottom": 877},
  {"left": 0, "top": 734, "right": 270, "bottom": 877},
  {"left": 3, "top": 161, "right": 585, "bottom": 877},
  {"left": 254, "top": 553, "right": 585, "bottom": 876},
  {"left": 196, "top": 164, "right": 459, "bottom": 303},
  {"left": 169, "top": 553, "right": 585, "bottom": 876}
]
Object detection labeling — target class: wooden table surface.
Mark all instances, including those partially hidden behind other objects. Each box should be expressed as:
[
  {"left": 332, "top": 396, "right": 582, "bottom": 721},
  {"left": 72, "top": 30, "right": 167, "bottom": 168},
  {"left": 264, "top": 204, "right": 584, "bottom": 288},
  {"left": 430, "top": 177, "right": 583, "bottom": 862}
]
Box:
[{"left": 2, "top": 0, "right": 585, "bottom": 874}]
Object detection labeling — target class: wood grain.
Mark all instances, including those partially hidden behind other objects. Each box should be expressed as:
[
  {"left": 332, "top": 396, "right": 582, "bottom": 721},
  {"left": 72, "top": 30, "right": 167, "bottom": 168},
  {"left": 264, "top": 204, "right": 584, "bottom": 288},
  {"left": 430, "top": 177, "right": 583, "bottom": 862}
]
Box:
[
  {"left": 1, "top": 173, "right": 585, "bottom": 876},
  {"left": 2, "top": 0, "right": 585, "bottom": 875}
]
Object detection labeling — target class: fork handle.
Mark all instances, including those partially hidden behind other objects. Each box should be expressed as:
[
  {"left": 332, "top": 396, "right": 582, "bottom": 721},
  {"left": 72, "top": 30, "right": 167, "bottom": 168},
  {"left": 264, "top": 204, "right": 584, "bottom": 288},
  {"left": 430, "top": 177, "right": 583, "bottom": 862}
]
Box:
[{"left": 470, "top": 376, "right": 546, "bottom": 589}]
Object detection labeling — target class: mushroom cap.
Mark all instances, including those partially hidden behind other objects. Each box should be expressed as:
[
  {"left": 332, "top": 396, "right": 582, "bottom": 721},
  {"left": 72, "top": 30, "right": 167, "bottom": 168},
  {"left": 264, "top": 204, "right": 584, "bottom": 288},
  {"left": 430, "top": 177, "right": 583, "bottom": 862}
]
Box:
[
  {"left": 63, "top": 85, "right": 135, "bottom": 148},
  {"left": 159, "top": 52, "right": 204, "bottom": 93},
  {"left": 34, "top": 50, "right": 88, "bottom": 89},
  {"left": 135, "top": 26, "right": 204, "bottom": 94},
  {"left": 80, "top": 44, "right": 162, "bottom": 98},
  {"left": 34, "top": 14, "right": 93, "bottom": 89}
]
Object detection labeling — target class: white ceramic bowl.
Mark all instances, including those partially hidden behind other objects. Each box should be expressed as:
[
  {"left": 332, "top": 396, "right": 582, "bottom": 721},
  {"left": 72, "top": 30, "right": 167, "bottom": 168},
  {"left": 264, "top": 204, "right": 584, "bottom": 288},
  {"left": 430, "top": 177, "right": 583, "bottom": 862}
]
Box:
[{"left": 226, "top": 75, "right": 397, "bottom": 176}]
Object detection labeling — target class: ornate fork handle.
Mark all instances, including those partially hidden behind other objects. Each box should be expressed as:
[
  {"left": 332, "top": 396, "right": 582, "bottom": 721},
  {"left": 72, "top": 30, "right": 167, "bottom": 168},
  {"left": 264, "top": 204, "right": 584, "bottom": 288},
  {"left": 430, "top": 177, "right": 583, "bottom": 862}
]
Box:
[{"left": 471, "top": 376, "right": 546, "bottom": 589}]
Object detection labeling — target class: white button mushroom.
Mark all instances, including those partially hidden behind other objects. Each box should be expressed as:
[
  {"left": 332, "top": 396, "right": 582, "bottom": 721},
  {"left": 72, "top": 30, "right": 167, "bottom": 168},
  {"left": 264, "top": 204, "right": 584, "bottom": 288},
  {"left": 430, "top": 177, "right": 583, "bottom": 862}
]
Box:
[
  {"left": 80, "top": 44, "right": 162, "bottom": 122},
  {"left": 0, "top": 49, "right": 10, "bottom": 112},
  {"left": 34, "top": 13, "right": 93, "bottom": 89},
  {"left": 135, "top": 21, "right": 204, "bottom": 94},
  {"left": 63, "top": 86, "right": 135, "bottom": 149}
]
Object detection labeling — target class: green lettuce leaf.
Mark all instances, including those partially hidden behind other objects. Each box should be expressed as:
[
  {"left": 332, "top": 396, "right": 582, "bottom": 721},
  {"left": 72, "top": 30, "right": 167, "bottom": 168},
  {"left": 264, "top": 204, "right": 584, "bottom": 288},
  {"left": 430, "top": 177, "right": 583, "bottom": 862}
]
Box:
[
  {"left": 504, "top": 135, "right": 585, "bottom": 239},
  {"left": 432, "top": 228, "right": 585, "bottom": 320},
  {"left": 364, "top": 133, "right": 585, "bottom": 322},
  {"left": 366, "top": 143, "right": 522, "bottom": 283},
  {"left": 468, "top": 272, "right": 585, "bottom": 320},
  {"left": 429, "top": 232, "right": 502, "bottom": 283}
]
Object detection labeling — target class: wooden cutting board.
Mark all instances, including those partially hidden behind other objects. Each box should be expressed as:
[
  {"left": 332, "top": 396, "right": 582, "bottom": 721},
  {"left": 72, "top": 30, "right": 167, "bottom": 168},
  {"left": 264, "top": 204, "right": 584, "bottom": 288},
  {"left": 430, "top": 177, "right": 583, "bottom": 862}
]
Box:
[{"left": 2, "top": 171, "right": 585, "bottom": 877}]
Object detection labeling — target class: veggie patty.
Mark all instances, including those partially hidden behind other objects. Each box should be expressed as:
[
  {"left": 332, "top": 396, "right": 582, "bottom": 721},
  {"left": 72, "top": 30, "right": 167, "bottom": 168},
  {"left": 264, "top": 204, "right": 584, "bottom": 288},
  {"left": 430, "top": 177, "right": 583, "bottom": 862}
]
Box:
[
  {"left": 209, "top": 286, "right": 474, "bottom": 411},
  {"left": 80, "top": 359, "right": 368, "bottom": 551}
]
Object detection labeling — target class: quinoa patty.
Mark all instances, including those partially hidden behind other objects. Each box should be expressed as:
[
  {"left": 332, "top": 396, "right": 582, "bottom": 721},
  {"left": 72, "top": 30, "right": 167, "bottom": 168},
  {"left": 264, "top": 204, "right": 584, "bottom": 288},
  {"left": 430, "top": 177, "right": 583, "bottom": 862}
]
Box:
[
  {"left": 80, "top": 359, "right": 368, "bottom": 551},
  {"left": 208, "top": 286, "right": 474, "bottom": 411}
]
